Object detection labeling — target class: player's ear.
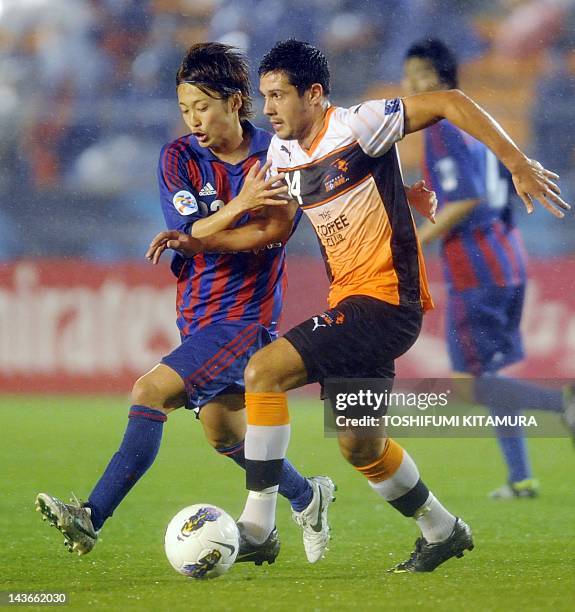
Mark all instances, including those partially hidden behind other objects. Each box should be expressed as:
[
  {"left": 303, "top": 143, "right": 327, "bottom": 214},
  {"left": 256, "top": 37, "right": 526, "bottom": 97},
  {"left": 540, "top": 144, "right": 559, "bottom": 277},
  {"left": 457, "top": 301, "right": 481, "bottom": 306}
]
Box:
[
  {"left": 307, "top": 83, "right": 324, "bottom": 106},
  {"left": 229, "top": 92, "right": 243, "bottom": 115}
]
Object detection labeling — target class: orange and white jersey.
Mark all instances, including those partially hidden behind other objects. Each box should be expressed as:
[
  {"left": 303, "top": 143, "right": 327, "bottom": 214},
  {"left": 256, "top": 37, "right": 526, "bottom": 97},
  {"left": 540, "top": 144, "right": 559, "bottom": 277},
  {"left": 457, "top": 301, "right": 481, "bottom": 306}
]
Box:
[{"left": 268, "top": 98, "right": 434, "bottom": 311}]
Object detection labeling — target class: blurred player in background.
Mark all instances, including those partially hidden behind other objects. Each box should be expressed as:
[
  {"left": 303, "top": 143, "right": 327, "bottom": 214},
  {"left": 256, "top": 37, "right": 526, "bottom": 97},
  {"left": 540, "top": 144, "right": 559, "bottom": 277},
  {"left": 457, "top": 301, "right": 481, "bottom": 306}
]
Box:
[
  {"left": 403, "top": 38, "right": 575, "bottom": 500},
  {"left": 35, "top": 43, "right": 336, "bottom": 564}
]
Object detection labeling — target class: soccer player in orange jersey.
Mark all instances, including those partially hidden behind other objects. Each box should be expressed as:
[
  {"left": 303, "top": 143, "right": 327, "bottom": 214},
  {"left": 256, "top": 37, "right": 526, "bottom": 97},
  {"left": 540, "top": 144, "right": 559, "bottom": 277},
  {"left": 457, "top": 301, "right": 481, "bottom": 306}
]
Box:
[{"left": 149, "top": 40, "right": 568, "bottom": 572}]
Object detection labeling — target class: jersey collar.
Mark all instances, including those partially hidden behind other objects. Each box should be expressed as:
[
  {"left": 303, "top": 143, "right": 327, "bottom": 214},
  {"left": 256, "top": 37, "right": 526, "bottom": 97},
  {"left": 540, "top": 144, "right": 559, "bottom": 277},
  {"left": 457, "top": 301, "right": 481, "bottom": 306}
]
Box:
[{"left": 301, "top": 105, "right": 335, "bottom": 157}]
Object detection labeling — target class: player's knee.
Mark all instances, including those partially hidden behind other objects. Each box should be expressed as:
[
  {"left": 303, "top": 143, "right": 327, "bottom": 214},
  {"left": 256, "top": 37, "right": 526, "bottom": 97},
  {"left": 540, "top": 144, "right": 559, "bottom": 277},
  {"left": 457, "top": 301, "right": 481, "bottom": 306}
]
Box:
[
  {"left": 244, "top": 352, "right": 281, "bottom": 392},
  {"left": 131, "top": 376, "right": 170, "bottom": 413}
]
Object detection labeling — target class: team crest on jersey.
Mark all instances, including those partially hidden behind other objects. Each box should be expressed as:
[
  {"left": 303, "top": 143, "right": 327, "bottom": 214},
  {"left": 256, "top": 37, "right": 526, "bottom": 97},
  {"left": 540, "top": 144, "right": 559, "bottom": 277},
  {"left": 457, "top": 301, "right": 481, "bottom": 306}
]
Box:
[
  {"left": 172, "top": 190, "right": 198, "bottom": 216},
  {"left": 333, "top": 158, "right": 349, "bottom": 173},
  {"left": 324, "top": 158, "right": 350, "bottom": 192}
]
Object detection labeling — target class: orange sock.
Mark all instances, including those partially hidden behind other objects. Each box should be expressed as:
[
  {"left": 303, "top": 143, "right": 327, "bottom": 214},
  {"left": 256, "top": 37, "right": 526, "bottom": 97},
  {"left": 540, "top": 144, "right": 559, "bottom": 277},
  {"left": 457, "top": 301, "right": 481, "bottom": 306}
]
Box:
[
  {"left": 245, "top": 392, "right": 289, "bottom": 426},
  {"left": 355, "top": 438, "right": 404, "bottom": 483},
  {"left": 357, "top": 439, "right": 431, "bottom": 519},
  {"left": 244, "top": 392, "right": 290, "bottom": 494}
]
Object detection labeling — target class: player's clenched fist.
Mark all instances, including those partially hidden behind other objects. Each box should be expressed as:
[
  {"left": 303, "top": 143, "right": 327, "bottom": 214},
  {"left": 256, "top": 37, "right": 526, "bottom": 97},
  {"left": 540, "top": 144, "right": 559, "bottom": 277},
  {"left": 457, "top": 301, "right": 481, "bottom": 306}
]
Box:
[
  {"left": 405, "top": 179, "right": 437, "bottom": 224},
  {"left": 146, "top": 230, "right": 203, "bottom": 264}
]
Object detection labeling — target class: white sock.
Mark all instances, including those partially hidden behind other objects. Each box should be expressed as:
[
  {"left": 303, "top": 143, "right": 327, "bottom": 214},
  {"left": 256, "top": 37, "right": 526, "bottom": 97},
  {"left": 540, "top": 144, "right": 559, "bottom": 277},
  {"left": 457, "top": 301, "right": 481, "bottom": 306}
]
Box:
[
  {"left": 368, "top": 449, "right": 420, "bottom": 500},
  {"left": 414, "top": 493, "right": 457, "bottom": 543},
  {"left": 242, "top": 390, "right": 290, "bottom": 546},
  {"left": 367, "top": 449, "right": 456, "bottom": 543},
  {"left": 237, "top": 486, "right": 278, "bottom": 545}
]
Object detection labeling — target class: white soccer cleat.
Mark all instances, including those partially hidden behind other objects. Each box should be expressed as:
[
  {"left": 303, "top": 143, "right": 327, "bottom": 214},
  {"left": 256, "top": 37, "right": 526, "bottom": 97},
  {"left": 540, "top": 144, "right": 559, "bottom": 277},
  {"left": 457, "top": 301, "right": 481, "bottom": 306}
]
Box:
[
  {"left": 489, "top": 479, "right": 539, "bottom": 499},
  {"left": 35, "top": 492, "right": 97, "bottom": 555},
  {"left": 292, "top": 476, "right": 336, "bottom": 563}
]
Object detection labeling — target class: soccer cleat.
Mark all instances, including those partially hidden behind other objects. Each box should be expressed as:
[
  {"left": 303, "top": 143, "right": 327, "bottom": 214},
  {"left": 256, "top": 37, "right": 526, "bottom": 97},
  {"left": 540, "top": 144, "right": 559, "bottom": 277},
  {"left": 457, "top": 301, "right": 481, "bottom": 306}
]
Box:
[
  {"left": 388, "top": 518, "right": 474, "bottom": 573},
  {"left": 292, "top": 476, "right": 336, "bottom": 563},
  {"left": 35, "top": 492, "right": 97, "bottom": 556},
  {"left": 235, "top": 524, "right": 280, "bottom": 566},
  {"left": 562, "top": 384, "right": 575, "bottom": 444},
  {"left": 489, "top": 478, "right": 539, "bottom": 499}
]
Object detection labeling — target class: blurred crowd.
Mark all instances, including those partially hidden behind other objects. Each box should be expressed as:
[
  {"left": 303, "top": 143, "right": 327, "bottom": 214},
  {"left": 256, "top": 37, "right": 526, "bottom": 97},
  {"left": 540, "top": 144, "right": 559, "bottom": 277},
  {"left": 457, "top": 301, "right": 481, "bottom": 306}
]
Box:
[{"left": 0, "top": 0, "right": 574, "bottom": 259}]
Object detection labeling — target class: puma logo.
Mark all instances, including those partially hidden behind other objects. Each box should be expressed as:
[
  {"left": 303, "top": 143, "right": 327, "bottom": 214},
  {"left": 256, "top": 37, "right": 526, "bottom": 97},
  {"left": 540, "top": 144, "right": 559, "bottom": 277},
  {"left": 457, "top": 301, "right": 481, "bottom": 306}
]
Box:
[{"left": 312, "top": 316, "right": 327, "bottom": 332}]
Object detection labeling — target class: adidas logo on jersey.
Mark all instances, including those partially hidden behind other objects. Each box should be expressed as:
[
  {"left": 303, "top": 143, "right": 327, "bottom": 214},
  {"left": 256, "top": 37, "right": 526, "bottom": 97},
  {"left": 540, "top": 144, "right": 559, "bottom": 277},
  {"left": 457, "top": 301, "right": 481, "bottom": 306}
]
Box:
[{"left": 199, "top": 182, "right": 217, "bottom": 196}]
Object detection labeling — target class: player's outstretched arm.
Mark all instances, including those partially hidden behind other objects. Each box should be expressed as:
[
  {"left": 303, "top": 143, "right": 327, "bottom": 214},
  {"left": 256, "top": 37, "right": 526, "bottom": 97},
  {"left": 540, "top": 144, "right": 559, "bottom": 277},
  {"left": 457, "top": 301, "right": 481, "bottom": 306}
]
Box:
[
  {"left": 189, "top": 161, "right": 288, "bottom": 240},
  {"left": 146, "top": 202, "right": 298, "bottom": 264},
  {"left": 402, "top": 90, "right": 571, "bottom": 218}
]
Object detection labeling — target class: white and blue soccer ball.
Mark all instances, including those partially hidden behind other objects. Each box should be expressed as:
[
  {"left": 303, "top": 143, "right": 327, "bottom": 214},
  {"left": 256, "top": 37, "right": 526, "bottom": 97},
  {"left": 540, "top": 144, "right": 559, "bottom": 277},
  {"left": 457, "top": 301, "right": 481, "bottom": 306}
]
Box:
[{"left": 164, "top": 504, "right": 239, "bottom": 579}]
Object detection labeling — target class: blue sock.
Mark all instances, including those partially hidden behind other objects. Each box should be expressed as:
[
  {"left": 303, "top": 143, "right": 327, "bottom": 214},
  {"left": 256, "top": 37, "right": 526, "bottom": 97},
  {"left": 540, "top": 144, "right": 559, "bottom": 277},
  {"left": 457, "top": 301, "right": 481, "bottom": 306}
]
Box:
[
  {"left": 489, "top": 406, "right": 532, "bottom": 482},
  {"left": 87, "top": 406, "right": 166, "bottom": 530},
  {"left": 218, "top": 441, "right": 313, "bottom": 512},
  {"left": 474, "top": 377, "right": 532, "bottom": 483},
  {"left": 474, "top": 376, "right": 562, "bottom": 413}
]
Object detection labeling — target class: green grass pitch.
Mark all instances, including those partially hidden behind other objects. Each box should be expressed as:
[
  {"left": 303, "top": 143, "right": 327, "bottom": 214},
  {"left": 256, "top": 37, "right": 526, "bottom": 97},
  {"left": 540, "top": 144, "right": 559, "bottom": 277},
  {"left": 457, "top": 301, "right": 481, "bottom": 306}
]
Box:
[{"left": 1, "top": 395, "right": 574, "bottom": 611}]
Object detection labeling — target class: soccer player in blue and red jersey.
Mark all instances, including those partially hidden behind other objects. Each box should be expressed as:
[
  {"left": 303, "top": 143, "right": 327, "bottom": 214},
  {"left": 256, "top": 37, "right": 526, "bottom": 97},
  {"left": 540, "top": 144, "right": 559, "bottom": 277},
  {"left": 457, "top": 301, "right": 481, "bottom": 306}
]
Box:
[
  {"left": 35, "top": 43, "right": 336, "bottom": 564},
  {"left": 403, "top": 39, "right": 575, "bottom": 499}
]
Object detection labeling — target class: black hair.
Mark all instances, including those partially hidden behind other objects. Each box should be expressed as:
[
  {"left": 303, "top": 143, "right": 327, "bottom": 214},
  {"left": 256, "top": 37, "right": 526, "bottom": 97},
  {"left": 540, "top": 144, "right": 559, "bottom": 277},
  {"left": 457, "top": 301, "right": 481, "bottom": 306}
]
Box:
[
  {"left": 258, "top": 39, "right": 330, "bottom": 96},
  {"left": 405, "top": 38, "right": 459, "bottom": 89},
  {"left": 176, "top": 42, "right": 253, "bottom": 118}
]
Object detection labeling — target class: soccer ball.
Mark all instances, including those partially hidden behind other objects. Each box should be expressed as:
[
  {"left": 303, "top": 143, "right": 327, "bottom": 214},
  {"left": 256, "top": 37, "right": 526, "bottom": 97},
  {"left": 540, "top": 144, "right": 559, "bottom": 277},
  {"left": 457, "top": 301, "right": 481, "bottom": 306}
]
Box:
[{"left": 164, "top": 504, "right": 239, "bottom": 579}]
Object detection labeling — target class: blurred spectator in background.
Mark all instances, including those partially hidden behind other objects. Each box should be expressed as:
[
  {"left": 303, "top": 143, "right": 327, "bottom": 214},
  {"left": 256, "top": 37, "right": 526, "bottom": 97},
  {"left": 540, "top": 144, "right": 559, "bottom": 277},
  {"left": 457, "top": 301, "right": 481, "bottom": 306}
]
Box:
[
  {"left": 493, "top": 0, "right": 572, "bottom": 60},
  {"left": 377, "top": 0, "right": 486, "bottom": 83},
  {"left": 494, "top": 0, "right": 575, "bottom": 254}
]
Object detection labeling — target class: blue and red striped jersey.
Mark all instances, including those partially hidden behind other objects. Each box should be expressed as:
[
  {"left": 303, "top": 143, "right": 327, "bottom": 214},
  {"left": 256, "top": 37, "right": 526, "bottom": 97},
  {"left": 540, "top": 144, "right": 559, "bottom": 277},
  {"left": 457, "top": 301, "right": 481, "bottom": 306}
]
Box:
[
  {"left": 158, "top": 122, "right": 295, "bottom": 337},
  {"left": 423, "top": 121, "right": 527, "bottom": 292}
]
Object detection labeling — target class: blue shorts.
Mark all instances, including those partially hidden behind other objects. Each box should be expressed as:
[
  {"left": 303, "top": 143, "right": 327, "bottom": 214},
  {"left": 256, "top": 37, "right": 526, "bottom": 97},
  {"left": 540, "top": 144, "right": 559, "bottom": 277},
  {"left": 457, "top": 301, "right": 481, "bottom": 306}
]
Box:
[
  {"left": 161, "top": 322, "right": 274, "bottom": 412},
  {"left": 446, "top": 285, "right": 525, "bottom": 375}
]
